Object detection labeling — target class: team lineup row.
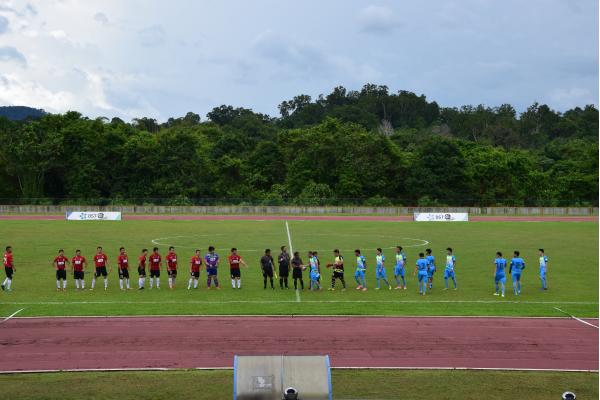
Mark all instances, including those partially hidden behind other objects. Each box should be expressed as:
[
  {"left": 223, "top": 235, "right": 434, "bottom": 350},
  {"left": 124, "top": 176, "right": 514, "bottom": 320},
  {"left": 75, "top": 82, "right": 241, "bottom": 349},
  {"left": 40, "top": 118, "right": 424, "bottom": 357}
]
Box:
[{"left": 1, "top": 245, "right": 549, "bottom": 295}]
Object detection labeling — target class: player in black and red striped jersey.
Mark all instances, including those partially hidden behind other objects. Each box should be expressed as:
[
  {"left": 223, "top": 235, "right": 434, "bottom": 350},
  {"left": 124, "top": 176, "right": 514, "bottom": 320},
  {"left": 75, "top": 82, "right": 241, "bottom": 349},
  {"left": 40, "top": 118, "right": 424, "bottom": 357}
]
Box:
[
  {"left": 137, "top": 248, "right": 148, "bottom": 290},
  {"left": 71, "top": 249, "right": 87, "bottom": 290},
  {"left": 53, "top": 249, "right": 69, "bottom": 291},
  {"left": 228, "top": 248, "right": 248, "bottom": 289},
  {"left": 188, "top": 249, "right": 202, "bottom": 290},
  {"left": 91, "top": 246, "right": 110, "bottom": 290},
  {"left": 166, "top": 246, "right": 178, "bottom": 289},
  {"left": 148, "top": 247, "right": 161, "bottom": 289},
  {"left": 1, "top": 246, "right": 14, "bottom": 292},
  {"left": 117, "top": 247, "right": 131, "bottom": 290}
]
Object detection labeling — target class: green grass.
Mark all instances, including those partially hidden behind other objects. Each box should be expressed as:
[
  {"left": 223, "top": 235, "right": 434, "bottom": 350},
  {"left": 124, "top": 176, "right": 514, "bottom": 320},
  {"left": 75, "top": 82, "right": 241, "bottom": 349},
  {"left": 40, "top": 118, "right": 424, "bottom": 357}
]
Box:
[
  {"left": 0, "top": 369, "right": 596, "bottom": 399},
  {"left": 0, "top": 220, "right": 597, "bottom": 317}
]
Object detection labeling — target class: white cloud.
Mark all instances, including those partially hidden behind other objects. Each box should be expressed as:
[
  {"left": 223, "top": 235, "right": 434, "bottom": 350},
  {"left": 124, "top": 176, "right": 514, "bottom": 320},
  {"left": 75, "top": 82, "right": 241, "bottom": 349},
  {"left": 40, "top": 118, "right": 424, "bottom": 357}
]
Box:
[
  {"left": 357, "top": 5, "right": 401, "bottom": 34},
  {"left": 0, "top": 73, "right": 76, "bottom": 111},
  {"left": 0, "top": 15, "right": 9, "bottom": 33},
  {"left": 0, "top": 46, "right": 26, "bottom": 65}
]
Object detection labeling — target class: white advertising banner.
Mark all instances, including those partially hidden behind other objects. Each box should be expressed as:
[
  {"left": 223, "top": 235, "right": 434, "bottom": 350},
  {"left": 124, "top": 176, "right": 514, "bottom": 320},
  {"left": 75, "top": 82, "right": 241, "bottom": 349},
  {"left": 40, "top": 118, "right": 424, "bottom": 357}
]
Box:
[
  {"left": 413, "top": 212, "right": 469, "bottom": 222},
  {"left": 66, "top": 211, "right": 122, "bottom": 221}
]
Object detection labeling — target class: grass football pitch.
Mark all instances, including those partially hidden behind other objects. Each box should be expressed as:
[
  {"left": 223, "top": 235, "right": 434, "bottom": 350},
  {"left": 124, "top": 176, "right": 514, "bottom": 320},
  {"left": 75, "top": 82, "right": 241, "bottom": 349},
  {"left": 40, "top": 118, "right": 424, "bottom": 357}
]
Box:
[
  {"left": 0, "top": 369, "right": 597, "bottom": 400},
  {"left": 0, "top": 219, "right": 597, "bottom": 318}
]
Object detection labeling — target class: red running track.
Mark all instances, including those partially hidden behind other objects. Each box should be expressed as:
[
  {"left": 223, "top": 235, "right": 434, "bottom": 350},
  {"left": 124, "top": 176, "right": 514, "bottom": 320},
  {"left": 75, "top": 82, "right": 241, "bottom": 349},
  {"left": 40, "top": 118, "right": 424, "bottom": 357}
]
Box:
[
  {"left": 0, "top": 316, "right": 597, "bottom": 372},
  {"left": 0, "top": 214, "right": 596, "bottom": 222}
]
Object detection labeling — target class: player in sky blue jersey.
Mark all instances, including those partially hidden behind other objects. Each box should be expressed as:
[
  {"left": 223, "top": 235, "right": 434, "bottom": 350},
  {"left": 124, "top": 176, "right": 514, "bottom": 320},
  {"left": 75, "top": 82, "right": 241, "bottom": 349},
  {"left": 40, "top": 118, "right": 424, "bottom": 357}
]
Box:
[
  {"left": 509, "top": 250, "right": 526, "bottom": 295},
  {"left": 415, "top": 252, "right": 429, "bottom": 295},
  {"left": 443, "top": 247, "right": 457, "bottom": 290},
  {"left": 308, "top": 251, "right": 321, "bottom": 290},
  {"left": 394, "top": 246, "right": 407, "bottom": 290},
  {"left": 493, "top": 251, "right": 507, "bottom": 297},
  {"left": 354, "top": 249, "right": 367, "bottom": 291},
  {"left": 425, "top": 248, "right": 436, "bottom": 289},
  {"left": 375, "top": 248, "right": 392, "bottom": 290},
  {"left": 538, "top": 248, "right": 549, "bottom": 290}
]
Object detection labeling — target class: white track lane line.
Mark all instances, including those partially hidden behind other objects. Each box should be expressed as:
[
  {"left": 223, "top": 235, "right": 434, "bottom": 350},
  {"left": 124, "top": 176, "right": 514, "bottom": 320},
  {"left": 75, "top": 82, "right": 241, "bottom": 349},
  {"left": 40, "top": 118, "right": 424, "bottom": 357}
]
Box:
[
  {"left": 1, "top": 308, "right": 24, "bottom": 323},
  {"left": 554, "top": 307, "right": 599, "bottom": 329}
]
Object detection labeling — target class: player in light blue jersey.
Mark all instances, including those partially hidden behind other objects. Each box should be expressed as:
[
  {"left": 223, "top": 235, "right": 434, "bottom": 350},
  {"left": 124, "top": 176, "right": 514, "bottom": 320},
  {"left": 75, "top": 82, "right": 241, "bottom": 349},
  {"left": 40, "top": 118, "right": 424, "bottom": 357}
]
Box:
[
  {"left": 375, "top": 248, "right": 392, "bottom": 290},
  {"left": 415, "top": 252, "right": 429, "bottom": 295},
  {"left": 538, "top": 248, "right": 549, "bottom": 290},
  {"left": 394, "top": 246, "right": 407, "bottom": 290},
  {"left": 443, "top": 247, "right": 457, "bottom": 290},
  {"left": 308, "top": 251, "right": 321, "bottom": 290},
  {"left": 354, "top": 249, "right": 367, "bottom": 291},
  {"left": 509, "top": 250, "right": 526, "bottom": 295},
  {"left": 493, "top": 251, "right": 507, "bottom": 297},
  {"left": 425, "top": 248, "right": 436, "bottom": 290}
]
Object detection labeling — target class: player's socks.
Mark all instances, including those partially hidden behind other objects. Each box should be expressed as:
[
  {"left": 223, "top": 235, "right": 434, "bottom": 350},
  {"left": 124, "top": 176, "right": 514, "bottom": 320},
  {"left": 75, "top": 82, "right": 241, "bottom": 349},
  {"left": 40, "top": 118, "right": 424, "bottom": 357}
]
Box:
[
  {"left": 75, "top": 280, "right": 80, "bottom": 289},
  {"left": 63, "top": 280, "right": 67, "bottom": 289},
  {"left": 2, "top": 277, "right": 7, "bottom": 287},
  {"left": 91, "top": 277, "right": 96, "bottom": 289},
  {"left": 237, "top": 279, "right": 241, "bottom": 288},
  {"left": 6, "top": 279, "right": 11, "bottom": 290},
  {"left": 231, "top": 279, "right": 235, "bottom": 288},
  {"left": 501, "top": 282, "right": 505, "bottom": 296},
  {"left": 126, "top": 278, "right": 130, "bottom": 289},
  {"left": 81, "top": 279, "right": 85, "bottom": 289},
  {"left": 168, "top": 277, "right": 173, "bottom": 289},
  {"left": 156, "top": 278, "right": 160, "bottom": 288},
  {"left": 104, "top": 279, "right": 108, "bottom": 289},
  {"left": 269, "top": 278, "right": 273, "bottom": 289},
  {"left": 189, "top": 278, "right": 193, "bottom": 289},
  {"left": 149, "top": 277, "right": 154, "bottom": 289},
  {"left": 120, "top": 279, "right": 124, "bottom": 290},
  {"left": 56, "top": 280, "right": 60, "bottom": 289},
  {"left": 444, "top": 278, "right": 449, "bottom": 289}
]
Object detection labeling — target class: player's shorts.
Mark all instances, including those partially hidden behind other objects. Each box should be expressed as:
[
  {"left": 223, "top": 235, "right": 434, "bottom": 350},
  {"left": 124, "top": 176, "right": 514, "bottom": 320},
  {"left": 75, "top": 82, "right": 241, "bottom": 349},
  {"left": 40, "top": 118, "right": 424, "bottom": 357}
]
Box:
[
  {"left": 207, "top": 267, "right": 218, "bottom": 276},
  {"left": 428, "top": 267, "right": 436, "bottom": 278},
  {"left": 394, "top": 266, "right": 405, "bottom": 277},
  {"left": 494, "top": 274, "right": 506, "bottom": 283},
  {"left": 332, "top": 271, "right": 344, "bottom": 280},
  {"left": 444, "top": 269, "right": 455, "bottom": 279},
  {"left": 512, "top": 273, "right": 521, "bottom": 281},
  {"left": 137, "top": 267, "right": 146, "bottom": 276},
  {"left": 74, "top": 270, "right": 84, "bottom": 280},
  {"left": 418, "top": 271, "right": 428, "bottom": 282},
  {"left": 190, "top": 270, "right": 200, "bottom": 279},
  {"left": 278, "top": 266, "right": 289, "bottom": 278},
  {"left": 167, "top": 269, "right": 177, "bottom": 277},
  {"left": 310, "top": 271, "right": 320, "bottom": 281},
  {"left": 355, "top": 269, "right": 365, "bottom": 279},
  {"left": 119, "top": 268, "right": 130, "bottom": 279},
  {"left": 262, "top": 267, "right": 273, "bottom": 278},
  {"left": 375, "top": 268, "right": 387, "bottom": 279},
  {"left": 292, "top": 268, "right": 303, "bottom": 279},
  {"left": 230, "top": 268, "right": 241, "bottom": 279},
  {"left": 56, "top": 269, "right": 67, "bottom": 280},
  {"left": 94, "top": 266, "right": 108, "bottom": 277},
  {"left": 4, "top": 267, "right": 13, "bottom": 279},
  {"left": 150, "top": 269, "right": 160, "bottom": 278}
]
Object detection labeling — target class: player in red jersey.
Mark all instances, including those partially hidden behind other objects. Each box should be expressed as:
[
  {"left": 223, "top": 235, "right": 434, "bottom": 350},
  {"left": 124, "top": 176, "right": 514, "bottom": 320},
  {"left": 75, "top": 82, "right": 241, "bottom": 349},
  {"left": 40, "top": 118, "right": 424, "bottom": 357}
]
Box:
[
  {"left": 137, "top": 248, "right": 148, "bottom": 290},
  {"left": 2, "top": 246, "right": 15, "bottom": 291},
  {"left": 188, "top": 249, "right": 203, "bottom": 290},
  {"left": 71, "top": 249, "right": 87, "bottom": 290},
  {"left": 228, "top": 247, "right": 248, "bottom": 289},
  {"left": 148, "top": 247, "right": 162, "bottom": 289},
  {"left": 166, "top": 246, "right": 178, "bottom": 289},
  {"left": 91, "top": 246, "right": 110, "bottom": 290},
  {"left": 117, "top": 247, "right": 131, "bottom": 290},
  {"left": 53, "top": 249, "right": 70, "bottom": 291}
]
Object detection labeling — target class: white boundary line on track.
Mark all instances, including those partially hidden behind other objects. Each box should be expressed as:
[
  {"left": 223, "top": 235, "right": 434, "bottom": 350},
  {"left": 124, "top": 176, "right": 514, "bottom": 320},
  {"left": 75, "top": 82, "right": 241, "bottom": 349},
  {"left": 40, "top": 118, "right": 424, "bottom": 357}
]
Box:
[
  {"left": 553, "top": 307, "right": 599, "bottom": 328},
  {"left": 0, "top": 308, "right": 24, "bottom": 323},
  {"left": 0, "top": 366, "right": 595, "bottom": 374},
  {"left": 6, "top": 315, "right": 598, "bottom": 320}
]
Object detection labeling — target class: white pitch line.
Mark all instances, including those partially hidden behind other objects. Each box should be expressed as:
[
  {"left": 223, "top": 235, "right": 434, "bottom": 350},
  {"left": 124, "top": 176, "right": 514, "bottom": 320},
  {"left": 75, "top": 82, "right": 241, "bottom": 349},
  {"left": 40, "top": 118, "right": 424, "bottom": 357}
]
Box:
[
  {"left": 554, "top": 307, "right": 599, "bottom": 329},
  {"left": 1, "top": 308, "right": 24, "bottom": 323},
  {"left": 0, "top": 300, "right": 596, "bottom": 305},
  {"left": 286, "top": 221, "right": 301, "bottom": 303}
]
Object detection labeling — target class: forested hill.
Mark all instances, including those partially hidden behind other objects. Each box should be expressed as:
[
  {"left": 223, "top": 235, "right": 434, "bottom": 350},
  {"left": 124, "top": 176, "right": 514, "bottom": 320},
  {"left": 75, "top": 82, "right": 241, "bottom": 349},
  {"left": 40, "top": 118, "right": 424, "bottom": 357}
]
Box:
[
  {"left": 0, "top": 106, "right": 46, "bottom": 121},
  {"left": 0, "top": 84, "right": 597, "bottom": 206}
]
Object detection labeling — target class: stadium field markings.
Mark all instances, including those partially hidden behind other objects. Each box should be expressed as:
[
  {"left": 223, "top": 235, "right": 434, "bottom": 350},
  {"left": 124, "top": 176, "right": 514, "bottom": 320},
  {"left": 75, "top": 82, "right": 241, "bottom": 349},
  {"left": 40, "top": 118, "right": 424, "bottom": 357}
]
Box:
[
  {"left": 285, "top": 221, "right": 301, "bottom": 303},
  {"left": 553, "top": 306, "right": 599, "bottom": 328},
  {"left": 1, "top": 300, "right": 596, "bottom": 305},
  {"left": 0, "top": 366, "right": 596, "bottom": 374},
  {"left": 5, "top": 314, "right": 598, "bottom": 319},
  {"left": 0, "top": 308, "right": 24, "bottom": 323}
]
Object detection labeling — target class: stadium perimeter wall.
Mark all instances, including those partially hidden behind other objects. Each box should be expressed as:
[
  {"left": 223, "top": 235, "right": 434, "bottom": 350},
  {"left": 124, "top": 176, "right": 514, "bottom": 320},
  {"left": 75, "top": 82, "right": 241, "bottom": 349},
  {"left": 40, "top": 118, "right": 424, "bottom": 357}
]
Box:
[{"left": 0, "top": 205, "right": 597, "bottom": 216}]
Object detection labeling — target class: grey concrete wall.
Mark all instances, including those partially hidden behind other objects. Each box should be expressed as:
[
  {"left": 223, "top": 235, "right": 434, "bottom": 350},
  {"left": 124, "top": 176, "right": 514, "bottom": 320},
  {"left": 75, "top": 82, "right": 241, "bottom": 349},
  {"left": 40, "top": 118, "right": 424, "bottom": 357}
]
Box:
[{"left": 0, "top": 204, "right": 597, "bottom": 216}]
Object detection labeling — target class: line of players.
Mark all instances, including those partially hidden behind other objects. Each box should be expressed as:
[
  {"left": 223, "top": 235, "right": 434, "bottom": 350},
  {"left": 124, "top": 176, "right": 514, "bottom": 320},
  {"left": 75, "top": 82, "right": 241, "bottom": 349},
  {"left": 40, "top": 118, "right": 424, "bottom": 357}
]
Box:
[{"left": 1, "top": 245, "right": 549, "bottom": 295}]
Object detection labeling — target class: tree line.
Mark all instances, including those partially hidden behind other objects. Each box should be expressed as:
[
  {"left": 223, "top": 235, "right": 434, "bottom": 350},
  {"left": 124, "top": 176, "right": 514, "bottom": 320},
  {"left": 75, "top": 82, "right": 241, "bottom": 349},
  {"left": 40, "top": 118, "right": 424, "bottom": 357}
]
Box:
[{"left": 0, "top": 84, "right": 597, "bottom": 206}]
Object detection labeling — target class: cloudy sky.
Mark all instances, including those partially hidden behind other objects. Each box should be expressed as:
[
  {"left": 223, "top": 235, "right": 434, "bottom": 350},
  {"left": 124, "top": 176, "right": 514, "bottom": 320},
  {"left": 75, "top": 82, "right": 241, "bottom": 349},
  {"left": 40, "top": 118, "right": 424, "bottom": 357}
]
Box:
[{"left": 0, "top": 0, "right": 597, "bottom": 121}]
